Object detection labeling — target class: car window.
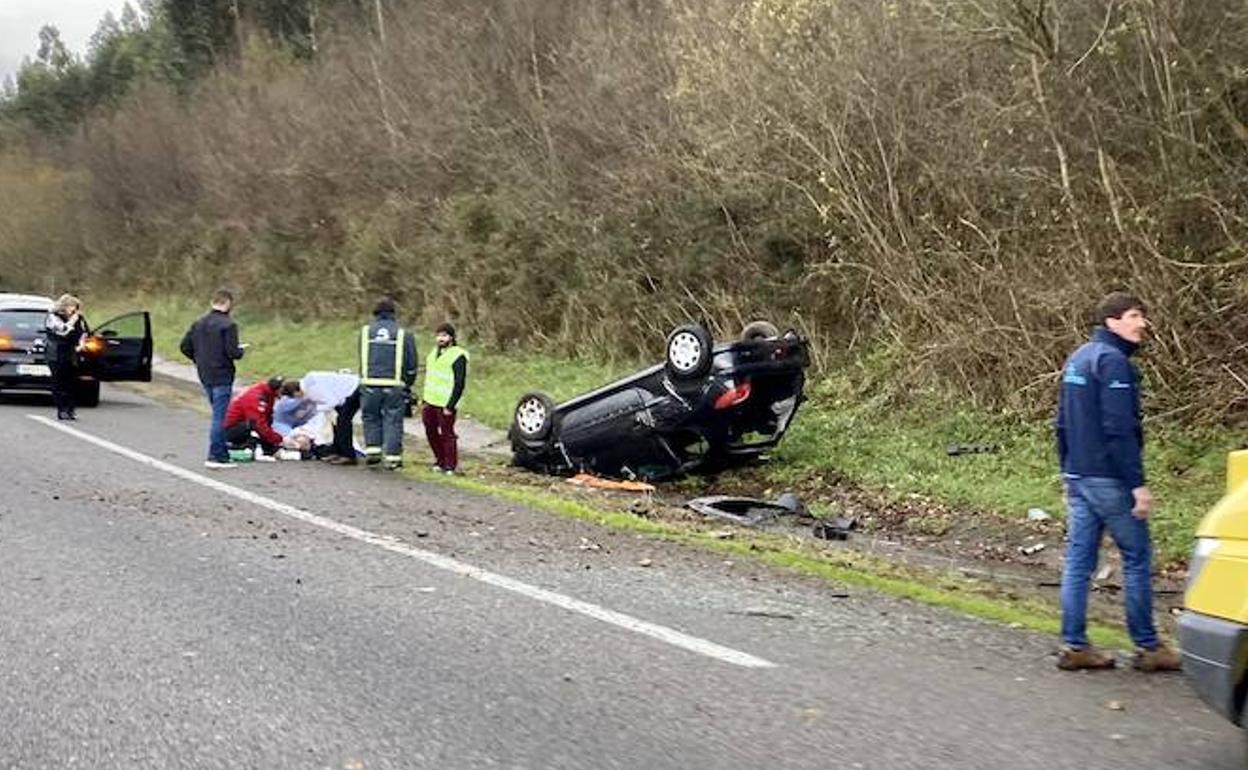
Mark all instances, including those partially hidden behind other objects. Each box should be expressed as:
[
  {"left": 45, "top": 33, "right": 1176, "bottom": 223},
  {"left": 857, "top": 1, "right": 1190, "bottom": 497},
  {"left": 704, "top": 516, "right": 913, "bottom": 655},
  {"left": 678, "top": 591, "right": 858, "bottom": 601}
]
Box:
[
  {"left": 0, "top": 310, "right": 47, "bottom": 340},
  {"left": 96, "top": 312, "right": 146, "bottom": 338}
]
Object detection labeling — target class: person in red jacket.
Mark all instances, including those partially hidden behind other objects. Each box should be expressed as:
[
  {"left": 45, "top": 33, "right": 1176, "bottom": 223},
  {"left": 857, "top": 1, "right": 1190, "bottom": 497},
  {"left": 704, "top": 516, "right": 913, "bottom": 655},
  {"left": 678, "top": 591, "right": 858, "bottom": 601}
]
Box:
[{"left": 222, "top": 377, "right": 300, "bottom": 459}]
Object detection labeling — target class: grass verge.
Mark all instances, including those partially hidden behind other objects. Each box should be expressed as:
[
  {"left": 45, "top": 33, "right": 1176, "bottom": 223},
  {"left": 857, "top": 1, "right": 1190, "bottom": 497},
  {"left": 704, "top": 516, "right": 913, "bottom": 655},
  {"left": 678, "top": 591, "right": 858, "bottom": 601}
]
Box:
[
  {"left": 408, "top": 465, "right": 1133, "bottom": 650},
  {"left": 91, "top": 293, "right": 1241, "bottom": 564}
]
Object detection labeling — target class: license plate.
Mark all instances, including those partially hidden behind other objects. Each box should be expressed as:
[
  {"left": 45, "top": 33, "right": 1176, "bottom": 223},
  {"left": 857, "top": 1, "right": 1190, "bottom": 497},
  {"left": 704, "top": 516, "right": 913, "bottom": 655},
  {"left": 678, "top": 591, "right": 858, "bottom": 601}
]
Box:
[{"left": 17, "top": 364, "right": 51, "bottom": 377}]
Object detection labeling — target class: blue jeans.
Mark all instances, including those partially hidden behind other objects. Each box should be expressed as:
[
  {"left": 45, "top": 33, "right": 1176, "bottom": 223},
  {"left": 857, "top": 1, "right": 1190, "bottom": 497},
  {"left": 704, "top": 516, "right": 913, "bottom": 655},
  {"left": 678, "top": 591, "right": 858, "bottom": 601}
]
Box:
[
  {"left": 203, "top": 383, "right": 233, "bottom": 462},
  {"left": 1060, "top": 476, "right": 1158, "bottom": 650}
]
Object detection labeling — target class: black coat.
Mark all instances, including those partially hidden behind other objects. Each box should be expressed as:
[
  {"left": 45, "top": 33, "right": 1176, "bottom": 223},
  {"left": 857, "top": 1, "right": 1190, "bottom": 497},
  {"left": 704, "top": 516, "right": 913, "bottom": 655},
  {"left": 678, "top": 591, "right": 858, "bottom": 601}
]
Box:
[{"left": 180, "top": 309, "right": 245, "bottom": 386}]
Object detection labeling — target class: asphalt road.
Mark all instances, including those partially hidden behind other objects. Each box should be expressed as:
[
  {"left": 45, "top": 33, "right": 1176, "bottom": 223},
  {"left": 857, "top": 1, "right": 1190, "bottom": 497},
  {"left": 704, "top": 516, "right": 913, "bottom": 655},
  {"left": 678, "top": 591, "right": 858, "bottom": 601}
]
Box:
[{"left": 1, "top": 386, "right": 1242, "bottom": 769}]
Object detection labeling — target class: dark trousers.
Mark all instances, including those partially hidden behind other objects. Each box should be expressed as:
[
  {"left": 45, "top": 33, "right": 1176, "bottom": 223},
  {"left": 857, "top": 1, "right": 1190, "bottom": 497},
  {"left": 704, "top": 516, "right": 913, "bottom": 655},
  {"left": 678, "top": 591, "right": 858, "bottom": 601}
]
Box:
[
  {"left": 361, "top": 386, "right": 406, "bottom": 461},
  {"left": 223, "top": 421, "right": 281, "bottom": 454},
  {"left": 422, "top": 404, "right": 458, "bottom": 470},
  {"left": 48, "top": 359, "right": 77, "bottom": 416},
  {"left": 332, "top": 389, "right": 361, "bottom": 457}
]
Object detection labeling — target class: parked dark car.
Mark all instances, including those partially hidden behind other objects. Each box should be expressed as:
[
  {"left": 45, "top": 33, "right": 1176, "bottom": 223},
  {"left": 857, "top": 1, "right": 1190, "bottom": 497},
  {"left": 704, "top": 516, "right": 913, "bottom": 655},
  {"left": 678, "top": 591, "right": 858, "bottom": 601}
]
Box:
[
  {"left": 0, "top": 293, "right": 153, "bottom": 406},
  {"left": 509, "top": 321, "right": 809, "bottom": 480}
]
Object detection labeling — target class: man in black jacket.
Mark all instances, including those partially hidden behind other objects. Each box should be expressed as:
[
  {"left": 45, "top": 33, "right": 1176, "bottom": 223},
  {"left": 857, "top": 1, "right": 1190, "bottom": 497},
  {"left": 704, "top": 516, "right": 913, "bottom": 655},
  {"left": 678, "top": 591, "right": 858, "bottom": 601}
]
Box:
[{"left": 180, "top": 289, "right": 246, "bottom": 469}]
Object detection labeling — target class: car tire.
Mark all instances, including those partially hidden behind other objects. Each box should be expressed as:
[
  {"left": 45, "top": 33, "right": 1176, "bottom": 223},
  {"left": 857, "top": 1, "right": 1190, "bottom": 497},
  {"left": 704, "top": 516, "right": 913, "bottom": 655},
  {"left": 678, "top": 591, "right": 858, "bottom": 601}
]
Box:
[
  {"left": 513, "top": 391, "right": 557, "bottom": 442},
  {"left": 76, "top": 381, "right": 100, "bottom": 408},
  {"left": 665, "top": 324, "right": 713, "bottom": 379},
  {"left": 740, "top": 320, "right": 780, "bottom": 341}
]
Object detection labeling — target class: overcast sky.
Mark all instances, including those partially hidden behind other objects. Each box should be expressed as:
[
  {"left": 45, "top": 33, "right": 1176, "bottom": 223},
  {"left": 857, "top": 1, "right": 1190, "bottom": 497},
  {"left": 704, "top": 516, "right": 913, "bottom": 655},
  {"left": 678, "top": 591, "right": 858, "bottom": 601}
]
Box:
[{"left": 1, "top": 0, "right": 131, "bottom": 83}]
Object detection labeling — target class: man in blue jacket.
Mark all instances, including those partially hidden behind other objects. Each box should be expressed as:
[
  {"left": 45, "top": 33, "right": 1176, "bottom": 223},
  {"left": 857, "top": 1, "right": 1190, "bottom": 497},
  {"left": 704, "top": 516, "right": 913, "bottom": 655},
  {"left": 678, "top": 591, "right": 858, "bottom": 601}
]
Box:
[{"left": 1055, "top": 292, "right": 1179, "bottom": 672}]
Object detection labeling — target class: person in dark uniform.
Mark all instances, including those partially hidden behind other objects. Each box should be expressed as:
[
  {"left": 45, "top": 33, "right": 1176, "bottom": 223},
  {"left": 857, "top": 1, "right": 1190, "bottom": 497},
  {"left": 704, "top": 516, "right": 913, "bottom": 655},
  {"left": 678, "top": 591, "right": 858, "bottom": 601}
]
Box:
[
  {"left": 359, "top": 298, "right": 417, "bottom": 469},
  {"left": 44, "top": 294, "right": 87, "bottom": 421}
]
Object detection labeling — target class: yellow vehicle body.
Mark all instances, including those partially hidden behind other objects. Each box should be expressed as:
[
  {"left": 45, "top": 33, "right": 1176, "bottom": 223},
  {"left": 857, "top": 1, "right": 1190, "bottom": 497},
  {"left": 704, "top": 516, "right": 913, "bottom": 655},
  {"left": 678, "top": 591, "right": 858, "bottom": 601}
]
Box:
[{"left": 1180, "top": 450, "right": 1248, "bottom": 726}]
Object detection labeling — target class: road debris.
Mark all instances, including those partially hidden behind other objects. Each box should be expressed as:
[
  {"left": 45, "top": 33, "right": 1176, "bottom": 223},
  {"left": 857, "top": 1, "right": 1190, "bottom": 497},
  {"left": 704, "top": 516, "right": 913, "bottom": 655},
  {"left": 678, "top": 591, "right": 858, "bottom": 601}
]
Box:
[
  {"left": 637, "top": 558, "right": 653, "bottom": 568},
  {"left": 1105, "top": 700, "right": 1125, "bottom": 711},
  {"left": 774, "top": 491, "right": 806, "bottom": 514},
  {"left": 1018, "top": 542, "right": 1046, "bottom": 556},
  {"left": 566, "top": 472, "right": 656, "bottom": 493},
  {"left": 687, "top": 495, "right": 797, "bottom": 526},
  {"left": 728, "top": 607, "right": 798, "bottom": 620},
  {"left": 1095, "top": 565, "right": 1113, "bottom": 582},
  {"left": 578, "top": 537, "right": 603, "bottom": 551},
  {"left": 813, "top": 517, "right": 857, "bottom": 541},
  {"left": 1026, "top": 508, "right": 1051, "bottom": 522},
  {"left": 946, "top": 442, "right": 1000, "bottom": 456}
]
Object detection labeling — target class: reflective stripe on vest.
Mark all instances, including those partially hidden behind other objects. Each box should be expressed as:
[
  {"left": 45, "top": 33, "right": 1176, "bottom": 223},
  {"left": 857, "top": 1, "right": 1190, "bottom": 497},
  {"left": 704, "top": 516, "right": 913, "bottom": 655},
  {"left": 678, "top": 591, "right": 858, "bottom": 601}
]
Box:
[
  {"left": 360, "top": 325, "right": 406, "bottom": 387},
  {"left": 422, "top": 346, "right": 467, "bottom": 407}
]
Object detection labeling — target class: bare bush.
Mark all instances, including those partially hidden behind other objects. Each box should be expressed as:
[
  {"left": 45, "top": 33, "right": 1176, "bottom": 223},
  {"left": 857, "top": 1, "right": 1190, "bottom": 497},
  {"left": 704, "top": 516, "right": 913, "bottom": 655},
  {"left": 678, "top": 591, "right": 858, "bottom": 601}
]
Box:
[{"left": 3, "top": 0, "right": 1248, "bottom": 420}]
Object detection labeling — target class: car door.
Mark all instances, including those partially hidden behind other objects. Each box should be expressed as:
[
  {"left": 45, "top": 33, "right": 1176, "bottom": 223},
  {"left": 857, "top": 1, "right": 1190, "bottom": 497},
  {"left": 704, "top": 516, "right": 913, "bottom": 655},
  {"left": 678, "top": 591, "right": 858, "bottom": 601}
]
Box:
[{"left": 87, "top": 311, "right": 153, "bottom": 382}]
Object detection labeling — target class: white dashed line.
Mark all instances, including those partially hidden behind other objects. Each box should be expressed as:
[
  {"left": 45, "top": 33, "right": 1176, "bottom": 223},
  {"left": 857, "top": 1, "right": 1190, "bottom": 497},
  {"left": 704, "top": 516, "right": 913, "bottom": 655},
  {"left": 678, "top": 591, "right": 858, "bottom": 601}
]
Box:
[{"left": 28, "top": 414, "right": 776, "bottom": 669}]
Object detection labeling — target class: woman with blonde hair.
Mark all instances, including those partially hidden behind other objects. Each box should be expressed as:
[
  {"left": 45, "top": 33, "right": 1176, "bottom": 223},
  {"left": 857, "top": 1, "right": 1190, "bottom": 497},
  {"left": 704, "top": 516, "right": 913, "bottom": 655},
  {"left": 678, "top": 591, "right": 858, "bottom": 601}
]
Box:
[{"left": 44, "top": 293, "right": 87, "bottom": 420}]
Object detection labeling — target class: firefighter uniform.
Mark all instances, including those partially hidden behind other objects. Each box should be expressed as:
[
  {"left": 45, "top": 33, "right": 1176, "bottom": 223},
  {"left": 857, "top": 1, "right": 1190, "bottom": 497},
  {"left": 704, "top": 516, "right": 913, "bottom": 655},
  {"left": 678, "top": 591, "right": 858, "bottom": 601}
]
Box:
[{"left": 359, "top": 311, "right": 417, "bottom": 467}]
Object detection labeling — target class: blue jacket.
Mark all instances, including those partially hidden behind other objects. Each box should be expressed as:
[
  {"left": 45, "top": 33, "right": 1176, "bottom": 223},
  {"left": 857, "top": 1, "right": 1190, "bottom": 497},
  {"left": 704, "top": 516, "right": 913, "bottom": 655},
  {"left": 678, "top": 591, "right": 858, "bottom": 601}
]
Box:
[{"left": 1055, "top": 327, "right": 1145, "bottom": 488}]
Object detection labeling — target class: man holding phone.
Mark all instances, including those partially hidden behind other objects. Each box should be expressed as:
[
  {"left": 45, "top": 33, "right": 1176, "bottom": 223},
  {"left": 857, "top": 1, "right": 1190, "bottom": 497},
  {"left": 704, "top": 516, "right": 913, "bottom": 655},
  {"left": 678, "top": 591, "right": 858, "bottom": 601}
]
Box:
[{"left": 180, "top": 288, "right": 246, "bottom": 468}]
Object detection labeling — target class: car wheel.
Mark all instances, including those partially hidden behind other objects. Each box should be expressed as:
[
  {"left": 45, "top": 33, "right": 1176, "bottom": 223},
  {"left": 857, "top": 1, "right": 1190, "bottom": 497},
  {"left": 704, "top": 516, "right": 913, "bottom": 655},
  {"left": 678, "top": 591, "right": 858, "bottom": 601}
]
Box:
[
  {"left": 76, "top": 381, "right": 101, "bottom": 408},
  {"left": 740, "top": 320, "right": 780, "bottom": 341},
  {"left": 665, "top": 324, "right": 713, "bottom": 379},
  {"left": 513, "top": 392, "right": 557, "bottom": 442}
]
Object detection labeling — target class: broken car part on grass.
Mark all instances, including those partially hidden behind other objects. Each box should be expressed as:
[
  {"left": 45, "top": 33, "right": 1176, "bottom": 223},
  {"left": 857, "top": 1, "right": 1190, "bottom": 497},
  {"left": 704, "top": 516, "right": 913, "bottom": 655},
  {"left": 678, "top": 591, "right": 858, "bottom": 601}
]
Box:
[{"left": 509, "top": 321, "right": 809, "bottom": 480}]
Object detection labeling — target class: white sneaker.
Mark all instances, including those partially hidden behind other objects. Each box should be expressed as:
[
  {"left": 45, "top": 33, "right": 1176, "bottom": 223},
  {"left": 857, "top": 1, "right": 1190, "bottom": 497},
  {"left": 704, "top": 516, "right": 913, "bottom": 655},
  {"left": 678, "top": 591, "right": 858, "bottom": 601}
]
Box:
[
  {"left": 204, "top": 460, "right": 237, "bottom": 469},
  {"left": 253, "top": 452, "right": 277, "bottom": 463}
]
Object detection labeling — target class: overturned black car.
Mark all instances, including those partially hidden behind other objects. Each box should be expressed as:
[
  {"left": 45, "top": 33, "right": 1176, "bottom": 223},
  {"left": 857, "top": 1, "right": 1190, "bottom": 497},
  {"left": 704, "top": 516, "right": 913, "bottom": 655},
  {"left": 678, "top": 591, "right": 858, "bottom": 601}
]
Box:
[{"left": 509, "top": 321, "right": 809, "bottom": 480}]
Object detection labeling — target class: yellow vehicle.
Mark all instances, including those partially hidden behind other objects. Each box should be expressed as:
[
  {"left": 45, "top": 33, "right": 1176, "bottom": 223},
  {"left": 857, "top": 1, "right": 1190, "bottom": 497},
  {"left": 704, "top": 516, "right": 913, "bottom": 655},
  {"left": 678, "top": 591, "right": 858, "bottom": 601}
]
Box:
[{"left": 1181, "top": 450, "right": 1248, "bottom": 726}]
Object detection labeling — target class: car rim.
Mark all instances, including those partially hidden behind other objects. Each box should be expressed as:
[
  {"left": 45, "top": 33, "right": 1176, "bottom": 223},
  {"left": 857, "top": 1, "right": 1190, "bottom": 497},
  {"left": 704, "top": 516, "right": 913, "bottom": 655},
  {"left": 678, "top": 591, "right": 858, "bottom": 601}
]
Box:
[
  {"left": 668, "top": 332, "right": 703, "bottom": 372},
  {"left": 516, "top": 399, "right": 548, "bottom": 435}
]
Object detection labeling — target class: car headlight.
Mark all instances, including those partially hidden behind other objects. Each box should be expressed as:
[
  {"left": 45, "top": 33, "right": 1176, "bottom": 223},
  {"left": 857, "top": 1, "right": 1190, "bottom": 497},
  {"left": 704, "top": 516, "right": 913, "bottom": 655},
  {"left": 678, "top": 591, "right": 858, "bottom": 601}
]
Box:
[{"left": 1186, "top": 537, "right": 1220, "bottom": 597}]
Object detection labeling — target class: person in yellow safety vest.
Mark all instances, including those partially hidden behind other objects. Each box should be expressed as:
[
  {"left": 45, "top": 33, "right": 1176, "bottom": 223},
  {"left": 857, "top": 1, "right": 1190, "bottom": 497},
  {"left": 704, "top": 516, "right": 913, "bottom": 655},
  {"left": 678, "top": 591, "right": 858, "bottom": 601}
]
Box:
[
  {"left": 359, "top": 298, "right": 417, "bottom": 469},
  {"left": 421, "top": 322, "right": 469, "bottom": 475}
]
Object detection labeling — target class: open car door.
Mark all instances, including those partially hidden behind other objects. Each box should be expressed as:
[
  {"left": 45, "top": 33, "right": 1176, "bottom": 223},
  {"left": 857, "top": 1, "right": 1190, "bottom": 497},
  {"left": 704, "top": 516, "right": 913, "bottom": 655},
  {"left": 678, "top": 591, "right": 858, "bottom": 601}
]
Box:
[{"left": 86, "top": 311, "right": 153, "bottom": 382}]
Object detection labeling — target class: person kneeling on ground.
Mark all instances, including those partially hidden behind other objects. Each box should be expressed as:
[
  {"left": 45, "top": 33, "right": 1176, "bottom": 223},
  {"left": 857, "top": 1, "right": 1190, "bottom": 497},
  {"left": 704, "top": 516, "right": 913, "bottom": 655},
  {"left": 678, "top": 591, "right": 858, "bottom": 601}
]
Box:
[
  {"left": 272, "top": 370, "right": 362, "bottom": 462},
  {"left": 223, "top": 377, "right": 300, "bottom": 460},
  {"left": 299, "top": 370, "right": 362, "bottom": 464}
]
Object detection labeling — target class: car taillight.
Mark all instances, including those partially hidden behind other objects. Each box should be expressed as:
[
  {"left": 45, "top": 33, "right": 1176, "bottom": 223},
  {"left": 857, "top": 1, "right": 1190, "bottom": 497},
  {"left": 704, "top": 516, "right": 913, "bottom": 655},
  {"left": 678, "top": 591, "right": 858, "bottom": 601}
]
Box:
[
  {"left": 80, "top": 336, "right": 106, "bottom": 356},
  {"left": 713, "top": 380, "right": 752, "bottom": 410},
  {"left": 0, "top": 335, "right": 11, "bottom": 351}
]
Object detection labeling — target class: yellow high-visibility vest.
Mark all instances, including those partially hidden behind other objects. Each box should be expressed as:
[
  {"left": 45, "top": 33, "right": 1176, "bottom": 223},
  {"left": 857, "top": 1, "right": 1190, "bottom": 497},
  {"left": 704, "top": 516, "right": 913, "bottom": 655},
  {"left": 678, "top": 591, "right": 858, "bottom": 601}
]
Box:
[{"left": 422, "top": 346, "right": 468, "bottom": 407}]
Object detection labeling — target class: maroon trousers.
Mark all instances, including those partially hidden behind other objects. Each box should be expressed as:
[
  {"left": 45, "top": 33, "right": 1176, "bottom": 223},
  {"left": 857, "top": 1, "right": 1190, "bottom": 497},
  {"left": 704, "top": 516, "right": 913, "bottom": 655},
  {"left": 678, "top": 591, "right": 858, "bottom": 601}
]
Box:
[{"left": 422, "top": 404, "right": 458, "bottom": 470}]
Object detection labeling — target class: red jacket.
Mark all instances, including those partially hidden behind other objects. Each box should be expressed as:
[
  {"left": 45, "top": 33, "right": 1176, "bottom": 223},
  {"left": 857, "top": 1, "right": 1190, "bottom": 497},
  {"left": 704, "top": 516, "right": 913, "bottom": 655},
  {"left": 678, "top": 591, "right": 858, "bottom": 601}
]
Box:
[{"left": 223, "top": 381, "right": 283, "bottom": 446}]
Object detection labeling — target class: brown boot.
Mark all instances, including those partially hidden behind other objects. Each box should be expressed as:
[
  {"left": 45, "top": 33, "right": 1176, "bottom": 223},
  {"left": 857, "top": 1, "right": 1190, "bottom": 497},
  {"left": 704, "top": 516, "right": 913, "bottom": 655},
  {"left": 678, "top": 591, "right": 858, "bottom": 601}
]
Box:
[
  {"left": 1057, "top": 646, "right": 1117, "bottom": 671},
  {"left": 1133, "top": 645, "right": 1182, "bottom": 672}
]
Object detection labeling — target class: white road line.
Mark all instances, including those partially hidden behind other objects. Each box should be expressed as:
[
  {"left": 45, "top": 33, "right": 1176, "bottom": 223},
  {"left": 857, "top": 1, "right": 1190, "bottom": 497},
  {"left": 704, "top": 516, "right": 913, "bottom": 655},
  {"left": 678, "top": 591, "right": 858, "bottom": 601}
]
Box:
[{"left": 28, "top": 414, "right": 776, "bottom": 669}]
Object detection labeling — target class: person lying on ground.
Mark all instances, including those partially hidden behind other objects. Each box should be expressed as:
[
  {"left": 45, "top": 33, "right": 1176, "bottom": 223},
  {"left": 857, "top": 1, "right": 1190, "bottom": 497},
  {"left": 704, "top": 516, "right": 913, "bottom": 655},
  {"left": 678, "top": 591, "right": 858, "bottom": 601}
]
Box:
[
  {"left": 273, "top": 389, "right": 318, "bottom": 438},
  {"left": 222, "top": 377, "right": 300, "bottom": 460}
]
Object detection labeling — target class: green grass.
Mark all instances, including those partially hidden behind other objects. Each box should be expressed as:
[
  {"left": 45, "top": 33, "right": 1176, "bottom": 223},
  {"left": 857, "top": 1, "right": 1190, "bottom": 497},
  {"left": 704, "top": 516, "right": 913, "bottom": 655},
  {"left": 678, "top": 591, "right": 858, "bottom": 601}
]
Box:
[
  {"left": 768, "top": 376, "right": 1242, "bottom": 563},
  {"left": 410, "top": 466, "right": 1133, "bottom": 650},
  {"left": 92, "top": 293, "right": 1241, "bottom": 564},
  {"left": 92, "top": 294, "right": 627, "bottom": 431}
]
